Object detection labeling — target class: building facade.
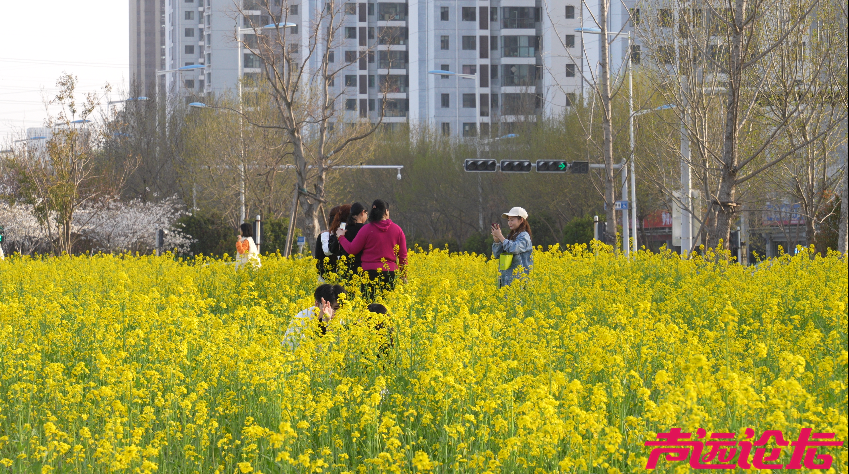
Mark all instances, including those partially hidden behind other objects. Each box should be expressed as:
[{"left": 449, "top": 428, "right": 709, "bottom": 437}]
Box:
[
  {"left": 154, "top": 0, "right": 637, "bottom": 137},
  {"left": 130, "top": 0, "right": 168, "bottom": 97}
]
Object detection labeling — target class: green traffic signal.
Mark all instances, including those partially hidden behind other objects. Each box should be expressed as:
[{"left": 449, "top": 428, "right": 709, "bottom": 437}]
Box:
[{"left": 536, "top": 160, "right": 569, "bottom": 172}]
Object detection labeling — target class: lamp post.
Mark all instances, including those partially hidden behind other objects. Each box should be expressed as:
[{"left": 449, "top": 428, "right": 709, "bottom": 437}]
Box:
[
  {"left": 576, "top": 28, "right": 633, "bottom": 255},
  {"left": 428, "top": 70, "right": 477, "bottom": 138}
]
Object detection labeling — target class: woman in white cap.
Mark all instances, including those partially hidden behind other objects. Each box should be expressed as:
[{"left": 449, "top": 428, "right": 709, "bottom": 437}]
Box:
[{"left": 490, "top": 207, "right": 533, "bottom": 287}]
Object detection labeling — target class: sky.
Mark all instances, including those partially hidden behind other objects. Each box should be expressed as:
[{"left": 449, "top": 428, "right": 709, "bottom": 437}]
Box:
[{"left": 0, "top": 1, "right": 129, "bottom": 144}]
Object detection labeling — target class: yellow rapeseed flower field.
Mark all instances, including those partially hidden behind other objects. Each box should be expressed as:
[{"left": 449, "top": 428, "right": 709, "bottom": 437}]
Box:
[{"left": 0, "top": 245, "right": 846, "bottom": 473}]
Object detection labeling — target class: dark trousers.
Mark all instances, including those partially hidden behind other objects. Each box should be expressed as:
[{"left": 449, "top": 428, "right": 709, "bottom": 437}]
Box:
[{"left": 361, "top": 270, "right": 397, "bottom": 301}]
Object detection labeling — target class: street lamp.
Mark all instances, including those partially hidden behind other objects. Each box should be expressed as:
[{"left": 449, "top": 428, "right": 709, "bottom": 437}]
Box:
[
  {"left": 428, "top": 70, "right": 478, "bottom": 138},
  {"left": 108, "top": 96, "right": 149, "bottom": 106},
  {"left": 577, "top": 27, "right": 634, "bottom": 255}
]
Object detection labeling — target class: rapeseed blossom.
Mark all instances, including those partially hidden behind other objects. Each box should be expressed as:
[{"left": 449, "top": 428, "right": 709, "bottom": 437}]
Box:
[{"left": 0, "top": 246, "right": 846, "bottom": 472}]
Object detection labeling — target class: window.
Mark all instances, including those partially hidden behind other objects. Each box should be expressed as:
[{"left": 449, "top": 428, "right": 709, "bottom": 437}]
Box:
[
  {"left": 185, "top": 45, "right": 195, "bottom": 54},
  {"left": 345, "top": 99, "right": 356, "bottom": 110},
  {"left": 369, "top": 99, "right": 375, "bottom": 111},
  {"left": 502, "top": 93, "right": 540, "bottom": 114},
  {"left": 185, "top": 79, "right": 195, "bottom": 88},
  {"left": 369, "top": 75, "right": 375, "bottom": 87},
  {"left": 378, "top": 3, "right": 407, "bottom": 21},
  {"left": 462, "top": 93, "right": 475, "bottom": 108},
  {"left": 199, "top": 79, "right": 205, "bottom": 90},
  {"left": 491, "top": 65, "right": 498, "bottom": 79},
  {"left": 565, "top": 5, "right": 575, "bottom": 19},
  {"left": 368, "top": 50, "right": 374, "bottom": 63},
  {"left": 368, "top": 27, "right": 374, "bottom": 39},
  {"left": 440, "top": 64, "right": 450, "bottom": 78},
  {"left": 345, "top": 75, "right": 357, "bottom": 86},
  {"left": 502, "top": 7, "right": 537, "bottom": 28},
  {"left": 185, "top": 10, "right": 194, "bottom": 20},
  {"left": 378, "top": 50, "right": 408, "bottom": 68},
  {"left": 629, "top": 8, "right": 640, "bottom": 25},
  {"left": 490, "top": 8, "right": 498, "bottom": 21},
  {"left": 502, "top": 36, "right": 538, "bottom": 57},
  {"left": 378, "top": 27, "right": 408, "bottom": 45},
  {"left": 244, "top": 53, "right": 261, "bottom": 68},
  {"left": 380, "top": 98, "right": 408, "bottom": 117},
  {"left": 440, "top": 6, "right": 449, "bottom": 21},
  {"left": 491, "top": 94, "right": 498, "bottom": 108},
  {"left": 441, "top": 123, "right": 451, "bottom": 136},
  {"left": 368, "top": 3, "right": 374, "bottom": 15},
  {"left": 379, "top": 75, "right": 408, "bottom": 92},
  {"left": 462, "top": 123, "right": 477, "bottom": 137},
  {"left": 185, "top": 61, "right": 194, "bottom": 66},
  {"left": 288, "top": 43, "right": 299, "bottom": 54},
  {"left": 345, "top": 2, "right": 357, "bottom": 14},
  {"left": 290, "top": 4, "right": 298, "bottom": 15},
  {"left": 566, "top": 93, "right": 576, "bottom": 106},
  {"left": 185, "top": 28, "right": 195, "bottom": 37},
  {"left": 658, "top": 45, "right": 674, "bottom": 64},
  {"left": 490, "top": 35, "right": 498, "bottom": 50},
  {"left": 441, "top": 36, "right": 449, "bottom": 50},
  {"left": 345, "top": 27, "right": 357, "bottom": 39},
  {"left": 441, "top": 93, "right": 450, "bottom": 108},
  {"left": 480, "top": 122, "right": 490, "bottom": 136},
  {"left": 185, "top": 0, "right": 193, "bottom": 2},
  {"left": 462, "top": 64, "right": 476, "bottom": 75},
  {"left": 345, "top": 50, "right": 357, "bottom": 63},
  {"left": 328, "top": 50, "right": 335, "bottom": 62},
  {"left": 658, "top": 9, "right": 673, "bottom": 27},
  {"left": 462, "top": 7, "right": 476, "bottom": 21},
  {"left": 462, "top": 36, "right": 476, "bottom": 50},
  {"left": 631, "top": 44, "right": 641, "bottom": 64},
  {"left": 503, "top": 64, "right": 539, "bottom": 86},
  {"left": 564, "top": 34, "right": 575, "bottom": 48},
  {"left": 290, "top": 24, "right": 298, "bottom": 34},
  {"left": 565, "top": 64, "right": 576, "bottom": 77}
]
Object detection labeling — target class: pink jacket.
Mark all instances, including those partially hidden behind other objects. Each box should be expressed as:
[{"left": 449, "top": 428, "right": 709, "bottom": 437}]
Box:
[{"left": 339, "top": 219, "right": 408, "bottom": 271}]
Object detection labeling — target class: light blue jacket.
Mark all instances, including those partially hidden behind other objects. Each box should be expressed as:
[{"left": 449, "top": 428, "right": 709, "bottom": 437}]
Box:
[{"left": 492, "top": 231, "right": 533, "bottom": 287}]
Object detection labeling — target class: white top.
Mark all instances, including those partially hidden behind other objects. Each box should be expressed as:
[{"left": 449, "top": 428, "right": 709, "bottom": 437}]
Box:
[
  {"left": 235, "top": 236, "right": 261, "bottom": 269},
  {"left": 283, "top": 306, "right": 319, "bottom": 350}
]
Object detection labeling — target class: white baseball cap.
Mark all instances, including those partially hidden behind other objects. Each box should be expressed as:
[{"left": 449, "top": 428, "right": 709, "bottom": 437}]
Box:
[{"left": 502, "top": 207, "right": 528, "bottom": 219}]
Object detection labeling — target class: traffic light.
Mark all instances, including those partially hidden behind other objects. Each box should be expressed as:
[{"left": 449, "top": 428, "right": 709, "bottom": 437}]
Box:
[
  {"left": 570, "top": 161, "right": 590, "bottom": 174},
  {"left": 464, "top": 159, "right": 497, "bottom": 172},
  {"left": 500, "top": 160, "right": 532, "bottom": 172},
  {"left": 536, "top": 160, "right": 569, "bottom": 172}
]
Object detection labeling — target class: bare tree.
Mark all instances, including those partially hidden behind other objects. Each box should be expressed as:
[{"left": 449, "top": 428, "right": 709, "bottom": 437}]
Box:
[
  {"left": 231, "top": 0, "right": 388, "bottom": 244},
  {"left": 638, "top": 0, "right": 848, "bottom": 250}
]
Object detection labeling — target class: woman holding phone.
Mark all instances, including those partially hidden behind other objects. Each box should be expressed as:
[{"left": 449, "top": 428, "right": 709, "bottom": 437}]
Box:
[
  {"left": 491, "top": 207, "right": 533, "bottom": 287},
  {"left": 336, "top": 199, "right": 407, "bottom": 300}
]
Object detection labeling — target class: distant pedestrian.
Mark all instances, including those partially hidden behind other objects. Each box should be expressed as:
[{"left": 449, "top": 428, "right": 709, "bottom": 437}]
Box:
[
  {"left": 315, "top": 205, "right": 342, "bottom": 281},
  {"left": 235, "top": 223, "right": 261, "bottom": 269},
  {"left": 491, "top": 207, "right": 532, "bottom": 287},
  {"left": 330, "top": 202, "right": 368, "bottom": 279},
  {"left": 336, "top": 199, "right": 407, "bottom": 300}
]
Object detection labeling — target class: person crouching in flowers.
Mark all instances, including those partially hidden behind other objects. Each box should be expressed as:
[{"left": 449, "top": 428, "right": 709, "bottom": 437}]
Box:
[
  {"left": 235, "top": 223, "right": 261, "bottom": 269},
  {"left": 491, "top": 207, "right": 533, "bottom": 287},
  {"left": 283, "top": 284, "right": 346, "bottom": 350}
]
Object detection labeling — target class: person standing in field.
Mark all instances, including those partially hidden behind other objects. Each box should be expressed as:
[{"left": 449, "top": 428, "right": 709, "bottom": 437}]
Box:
[
  {"left": 336, "top": 199, "right": 407, "bottom": 300},
  {"left": 330, "top": 202, "right": 368, "bottom": 279},
  {"left": 314, "top": 205, "right": 342, "bottom": 281},
  {"left": 235, "top": 223, "right": 261, "bottom": 269},
  {"left": 491, "top": 207, "right": 533, "bottom": 287}
]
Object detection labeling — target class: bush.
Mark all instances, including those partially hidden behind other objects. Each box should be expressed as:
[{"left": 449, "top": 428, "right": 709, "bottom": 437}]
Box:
[
  {"left": 177, "top": 211, "right": 235, "bottom": 257},
  {"left": 259, "top": 217, "right": 300, "bottom": 255},
  {"left": 463, "top": 232, "right": 493, "bottom": 256},
  {"left": 563, "top": 215, "right": 596, "bottom": 246}
]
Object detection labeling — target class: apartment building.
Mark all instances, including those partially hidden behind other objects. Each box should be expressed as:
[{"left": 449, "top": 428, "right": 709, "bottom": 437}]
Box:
[
  {"left": 130, "top": 0, "right": 167, "bottom": 97},
  {"left": 155, "top": 0, "right": 636, "bottom": 137}
]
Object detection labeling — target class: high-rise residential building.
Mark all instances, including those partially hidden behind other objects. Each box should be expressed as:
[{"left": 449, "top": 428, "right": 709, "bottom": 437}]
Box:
[
  {"left": 130, "top": 0, "right": 168, "bottom": 97},
  {"left": 153, "top": 0, "right": 636, "bottom": 137}
]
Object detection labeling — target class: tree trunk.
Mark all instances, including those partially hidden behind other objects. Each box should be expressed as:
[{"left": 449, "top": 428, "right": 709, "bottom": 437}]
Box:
[
  {"left": 839, "top": 120, "right": 848, "bottom": 254},
  {"left": 706, "top": 0, "right": 746, "bottom": 249},
  {"left": 599, "top": 0, "right": 617, "bottom": 246}
]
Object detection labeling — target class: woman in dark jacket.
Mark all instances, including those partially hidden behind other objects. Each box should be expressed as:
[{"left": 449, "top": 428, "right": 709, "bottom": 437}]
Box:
[
  {"left": 315, "top": 205, "right": 345, "bottom": 281},
  {"left": 330, "top": 202, "right": 368, "bottom": 278}
]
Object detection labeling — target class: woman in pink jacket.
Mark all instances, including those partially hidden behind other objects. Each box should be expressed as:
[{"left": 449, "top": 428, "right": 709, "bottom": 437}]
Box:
[{"left": 336, "top": 199, "right": 407, "bottom": 299}]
